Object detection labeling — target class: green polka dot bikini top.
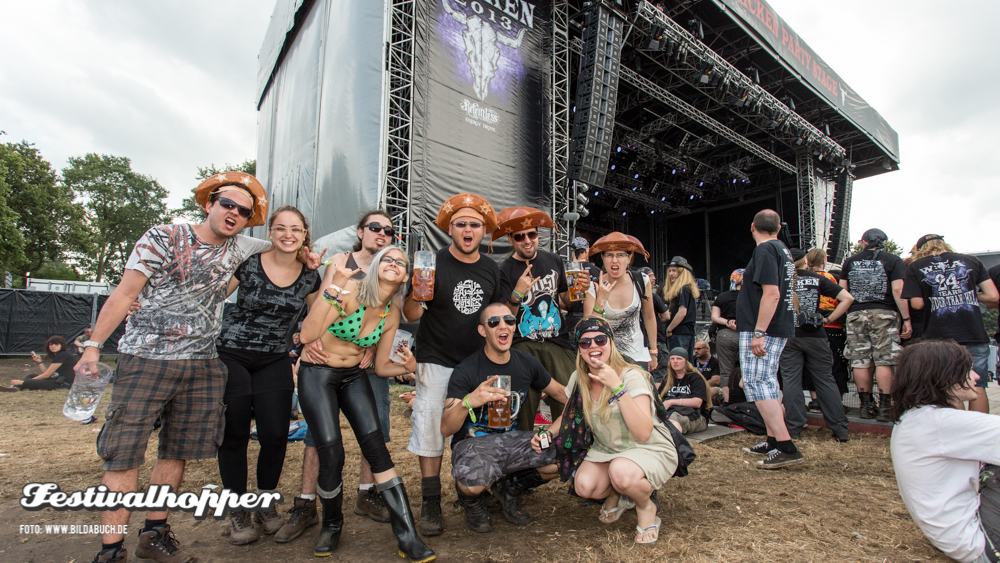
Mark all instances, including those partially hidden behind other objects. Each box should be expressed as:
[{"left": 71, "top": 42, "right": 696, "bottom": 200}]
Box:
[{"left": 327, "top": 302, "right": 392, "bottom": 348}]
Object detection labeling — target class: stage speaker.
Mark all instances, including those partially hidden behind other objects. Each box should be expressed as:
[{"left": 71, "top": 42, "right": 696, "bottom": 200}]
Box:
[{"left": 568, "top": 4, "right": 624, "bottom": 189}]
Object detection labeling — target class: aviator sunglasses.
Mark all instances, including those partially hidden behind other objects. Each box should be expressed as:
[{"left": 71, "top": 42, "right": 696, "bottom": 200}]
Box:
[
  {"left": 512, "top": 231, "right": 539, "bottom": 243},
  {"left": 486, "top": 315, "right": 516, "bottom": 328},
  {"left": 452, "top": 220, "right": 483, "bottom": 230},
  {"left": 578, "top": 334, "right": 609, "bottom": 349},
  {"left": 364, "top": 222, "right": 396, "bottom": 238},
  {"left": 215, "top": 197, "right": 253, "bottom": 219}
]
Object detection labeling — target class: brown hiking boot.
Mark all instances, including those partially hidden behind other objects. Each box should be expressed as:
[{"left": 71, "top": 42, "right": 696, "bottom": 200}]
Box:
[
  {"left": 354, "top": 488, "right": 390, "bottom": 523},
  {"left": 417, "top": 495, "right": 444, "bottom": 536},
  {"left": 228, "top": 509, "right": 261, "bottom": 545},
  {"left": 134, "top": 524, "right": 193, "bottom": 563},
  {"left": 92, "top": 546, "right": 127, "bottom": 562},
  {"left": 274, "top": 496, "right": 319, "bottom": 543},
  {"left": 254, "top": 505, "right": 285, "bottom": 535}
]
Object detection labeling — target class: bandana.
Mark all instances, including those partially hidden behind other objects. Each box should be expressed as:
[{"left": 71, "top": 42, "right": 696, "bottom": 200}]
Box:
[{"left": 574, "top": 316, "right": 613, "bottom": 341}]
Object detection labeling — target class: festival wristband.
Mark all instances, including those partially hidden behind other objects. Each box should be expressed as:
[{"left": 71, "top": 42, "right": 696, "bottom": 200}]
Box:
[
  {"left": 513, "top": 290, "right": 526, "bottom": 301},
  {"left": 611, "top": 383, "right": 626, "bottom": 395},
  {"left": 322, "top": 289, "right": 343, "bottom": 304},
  {"left": 649, "top": 350, "right": 658, "bottom": 356},
  {"left": 332, "top": 301, "right": 347, "bottom": 317},
  {"left": 330, "top": 284, "right": 351, "bottom": 295},
  {"left": 608, "top": 388, "right": 627, "bottom": 404},
  {"left": 593, "top": 306, "right": 605, "bottom": 315},
  {"left": 463, "top": 395, "right": 477, "bottom": 423}
]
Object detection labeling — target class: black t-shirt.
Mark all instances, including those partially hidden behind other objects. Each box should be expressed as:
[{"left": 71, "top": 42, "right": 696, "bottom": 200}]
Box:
[
  {"left": 652, "top": 293, "right": 669, "bottom": 343},
  {"left": 712, "top": 290, "right": 738, "bottom": 325},
  {"left": 216, "top": 254, "right": 322, "bottom": 353},
  {"left": 735, "top": 239, "right": 796, "bottom": 338},
  {"left": 793, "top": 269, "right": 844, "bottom": 339},
  {"left": 51, "top": 349, "right": 78, "bottom": 384},
  {"left": 414, "top": 247, "right": 506, "bottom": 367},
  {"left": 902, "top": 252, "right": 990, "bottom": 345},
  {"left": 841, "top": 249, "right": 905, "bottom": 312},
  {"left": 667, "top": 285, "right": 697, "bottom": 336},
  {"left": 445, "top": 347, "right": 551, "bottom": 448},
  {"left": 990, "top": 264, "right": 1000, "bottom": 341},
  {"left": 499, "top": 250, "right": 572, "bottom": 351},
  {"left": 659, "top": 371, "right": 710, "bottom": 420},
  {"left": 693, "top": 355, "right": 719, "bottom": 382}
]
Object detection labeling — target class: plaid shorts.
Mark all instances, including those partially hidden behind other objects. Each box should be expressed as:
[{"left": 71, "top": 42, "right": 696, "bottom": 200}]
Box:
[
  {"left": 739, "top": 332, "right": 787, "bottom": 402},
  {"left": 97, "top": 354, "right": 228, "bottom": 471}
]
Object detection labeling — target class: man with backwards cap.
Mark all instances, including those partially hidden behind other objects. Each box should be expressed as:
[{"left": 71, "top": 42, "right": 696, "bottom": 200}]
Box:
[
  {"left": 77, "top": 173, "right": 296, "bottom": 563},
  {"left": 493, "top": 206, "right": 587, "bottom": 431},
  {"left": 839, "top": 228, "right": 911, "bottom": 421},
  {"left": 402, "top": 193, "right": 507, "bottom": 536}
]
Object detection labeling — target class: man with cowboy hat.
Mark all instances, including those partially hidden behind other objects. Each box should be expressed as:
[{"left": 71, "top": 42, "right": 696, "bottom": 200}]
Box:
[
  {"left": 402, "top": 193, "right": 507, "bottom": 537},
  {"left": 493, "top": 206, "right": 585, "bottom": 432},
  {"left": 78, "top": 173, "right": 311, "bottom": 563}
]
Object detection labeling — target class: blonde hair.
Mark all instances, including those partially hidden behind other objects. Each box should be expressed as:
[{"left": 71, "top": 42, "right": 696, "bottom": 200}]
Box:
[
  {"left": 910, "top": 236, "right": 954, "bottom": 261},
  {"left": 356, "top": 245, "right": 409, "bottom": 308},
  {"left": 806, "top": 248, "right": 827, "bottom": 271},
  {"left": 794, "top": 257, "right": 808, "bottom": 270},
  {"left": 659, "top": 359, "right": 713, "bottom": 409},
  {"left": 574, "top": 328, "right": 644, "bottom": 424},
  {"left": 662, "top": 267, "right": 700, "bottom": 302}
]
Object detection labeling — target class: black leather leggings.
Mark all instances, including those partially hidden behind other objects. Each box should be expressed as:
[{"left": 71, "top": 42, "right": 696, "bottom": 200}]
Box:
[{"left": 297, "top": 363, "right": 394, "bottom": 497}]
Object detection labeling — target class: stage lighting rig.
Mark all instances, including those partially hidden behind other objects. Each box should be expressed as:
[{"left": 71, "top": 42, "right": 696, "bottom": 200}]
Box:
[
  {"left": 577, "top": 193, "right": 590, "bottom": 205},
  {"left": 687, "top": 19, "right": 704, "bottom": 40},
  {"left": 745, "top": 66, "right": 760, "bottom": 85},
  {"left": 780, "top": 95, "right": 796, "bottom": 112}
]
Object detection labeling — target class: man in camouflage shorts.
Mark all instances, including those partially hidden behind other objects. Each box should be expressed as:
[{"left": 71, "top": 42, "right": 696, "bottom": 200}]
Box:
[{"left": 840, "top": 229, "right": 911, "bottom": 421}]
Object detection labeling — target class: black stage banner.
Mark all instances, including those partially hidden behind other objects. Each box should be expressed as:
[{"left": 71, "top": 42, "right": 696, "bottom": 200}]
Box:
[
  {"left": 411, "top": 0, "right": 550, "bottom": 252},
  {"left": 717, "top": 0, "right": 900, "bottom": 162}
]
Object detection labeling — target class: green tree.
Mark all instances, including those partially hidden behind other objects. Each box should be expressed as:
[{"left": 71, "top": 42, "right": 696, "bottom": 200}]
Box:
[
  {"left": 0, "top": 141, "right": 86, "bottom": 274},
  {"left": 33, "top": 261, "right": 85, "bottom": 281},
  {"left": 171, "top": 159, "right": 256, "bottom": 222},
  {"left": 850, "top": 238, "right": 903, "bottom": 257},
  {"left": 63, "top": 154, "right": 170, "bottom": 283},
  {"left": 983, "top": 308, "right": 998, "bottom": 340},
  {"left": 0, "top": 150, "right": 26, "bottom": 277}
]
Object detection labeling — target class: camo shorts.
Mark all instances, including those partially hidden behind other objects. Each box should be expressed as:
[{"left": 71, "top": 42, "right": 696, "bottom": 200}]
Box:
[{"left": 844, "top": 309, "right": 902, "bottom": 368}]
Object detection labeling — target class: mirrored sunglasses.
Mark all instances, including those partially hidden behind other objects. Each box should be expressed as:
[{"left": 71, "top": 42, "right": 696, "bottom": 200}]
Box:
[
  {"left": 452, "top": 220, "right": 483, "bottom": 230},
  {"left": 512, "top": 231, "right": 539, "bottom": 243},
  {"left": 216, "top": 197, "right": 253, "bottom": 219},
  {"left": 487, "top": 315, "right": 516, "bottom": 328}
]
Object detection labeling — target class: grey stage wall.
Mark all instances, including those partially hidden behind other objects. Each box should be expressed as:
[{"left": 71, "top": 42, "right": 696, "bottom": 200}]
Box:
[{"left": 0, "top": 290, "right": 126, "bottom": 355}]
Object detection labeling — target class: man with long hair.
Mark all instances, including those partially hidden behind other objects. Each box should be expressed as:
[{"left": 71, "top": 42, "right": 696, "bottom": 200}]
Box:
[{"left": 902, "top": 234, "right": 998, "bottom": 413}]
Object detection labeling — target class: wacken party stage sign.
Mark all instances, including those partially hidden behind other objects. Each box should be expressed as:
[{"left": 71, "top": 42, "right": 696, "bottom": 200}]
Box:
[{"left": 411, "top": 0, "right": 550, "bottom": 251}]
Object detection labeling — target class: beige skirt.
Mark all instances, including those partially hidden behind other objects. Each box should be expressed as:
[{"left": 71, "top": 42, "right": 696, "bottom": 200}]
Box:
[{"left": 583, "top": 424, "right": 679, "bottom": 489}]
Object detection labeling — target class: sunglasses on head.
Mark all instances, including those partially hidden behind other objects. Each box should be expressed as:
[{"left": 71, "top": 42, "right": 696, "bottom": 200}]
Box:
[
  {"left": 364, "top": 223, "right": 395, "bottom": 238},
  {"left": 512, "top": 231, "right": 539, "bottom": 243},
  {"left": 578, "top": 334, "right": 609, "bottom": 349},
  {"left": 215, "top": 197, "right": 253, "bottom": 219},
  {"left": 486, "top": 315, "right": 516, "bottom": 328},
  {"left": 380, "top": 256, "right": 408, "bottom": 268},
  {"left": 452, "top": 220, "right": 483, "bottom": 230}
]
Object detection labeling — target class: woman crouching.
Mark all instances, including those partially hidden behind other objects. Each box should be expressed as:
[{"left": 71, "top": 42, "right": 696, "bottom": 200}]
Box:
[{"left": 534, "top": 316, "right": 677, "bottom": 544}]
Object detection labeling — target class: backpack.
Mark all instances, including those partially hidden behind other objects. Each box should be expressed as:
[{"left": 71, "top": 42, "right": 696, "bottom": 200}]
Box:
[
  {"left": 644, "top": 373, "right": 696, "bottom": 477},
  {"left": 713, "top": 402, "right": 767, "bottom": 435},
  {"left": 627, "top": 270, "right": 651, "bottom": 350}
]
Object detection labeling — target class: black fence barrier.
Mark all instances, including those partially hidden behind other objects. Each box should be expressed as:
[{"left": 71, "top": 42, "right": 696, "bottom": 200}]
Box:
[{"left": 0, "top": 289, "right": 126, "bottom": 355}]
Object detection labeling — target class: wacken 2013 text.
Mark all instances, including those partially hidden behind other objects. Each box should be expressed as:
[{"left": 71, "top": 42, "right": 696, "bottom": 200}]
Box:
[{"left": 451, "top": 0, "right": 538, "bottom": 30}]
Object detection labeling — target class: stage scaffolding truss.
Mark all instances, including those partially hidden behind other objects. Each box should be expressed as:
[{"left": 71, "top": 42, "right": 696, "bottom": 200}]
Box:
[{"left": 382, "top": 0, "right": 416, "bottom": 250}]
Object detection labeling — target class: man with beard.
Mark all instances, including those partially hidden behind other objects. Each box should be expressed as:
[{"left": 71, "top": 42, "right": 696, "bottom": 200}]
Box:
[
  {"left": 278, "top": 210, "right": 400, "bottom": 543},
  {"left": 493, "top": 207, "right": 588, "bottom": 430},
  {"left": 402, "top": 193, "right": 506, "bottom": 536},
  {"left": 440, "top": 303, "right": 565, "bottom": 532}
]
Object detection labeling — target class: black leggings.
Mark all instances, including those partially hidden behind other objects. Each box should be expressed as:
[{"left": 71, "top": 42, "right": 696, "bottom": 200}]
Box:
[
  {"left": 297, "top": 363, "right": 394, "bottom": 497},
  {"left": 17, "top": 375, "right": 65, "bottom": 391},
  {"left": 217, "top": 390, "right": 293, "bottom": 494}
]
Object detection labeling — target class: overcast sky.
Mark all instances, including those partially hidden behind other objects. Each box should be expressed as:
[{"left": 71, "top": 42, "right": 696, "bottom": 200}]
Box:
[{"left": 2, "top": 1, "right": 997, "bottom": 255}]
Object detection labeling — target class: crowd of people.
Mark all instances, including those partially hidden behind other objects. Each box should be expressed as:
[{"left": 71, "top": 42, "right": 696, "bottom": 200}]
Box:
[{"left": 5, "top": 170, "right": 992, "bottom": 562}]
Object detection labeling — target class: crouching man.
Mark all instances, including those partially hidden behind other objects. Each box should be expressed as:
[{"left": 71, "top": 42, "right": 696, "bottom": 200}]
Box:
[{"left": 440, "top": 303, "right": 567, "bottom": 532}]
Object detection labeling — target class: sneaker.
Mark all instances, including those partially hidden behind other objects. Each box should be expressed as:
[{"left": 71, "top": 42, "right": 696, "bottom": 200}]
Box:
[
  {"left": 92, "top": 546, "right": 127, "bottom": 562},
  {"left": 741, "top": 441, "right": 774, "bottom": 456},
  {"left": 353, "top": 488, "right": 390, "bottom": 523},
  {"left": 229, "top": 510, "right": 261, "bottom": 545},
  {"left": 755, "top": 449, "right": 804, "bottom": 470},
  {"left": 807, "top": 399, "right": 821, "bottom": 413},
  {"left": 134, "top": 523, "right": 194, "bottom": 563},
  {"left": 254, "top": 505, "right": 285, "bottom": 535},
  {"left": 417, "top": 495, "right": 444, "bottom": 537},
  {"left": 274, "top": 497, "right": 319, "bottom": 544}
]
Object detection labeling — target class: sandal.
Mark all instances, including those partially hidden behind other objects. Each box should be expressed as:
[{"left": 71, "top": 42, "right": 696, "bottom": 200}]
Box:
[
  {"left": 635, "top": 516, "right": 661, "bottom": 544},
  {"left": 598, "top": 495, "right": 635, "bottom": 524}
]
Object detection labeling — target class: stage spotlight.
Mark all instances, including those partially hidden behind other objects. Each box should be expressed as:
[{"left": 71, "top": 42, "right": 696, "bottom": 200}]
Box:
[
  {"left": 781, "top": 96, "right": 796, "bottom": 112},
  {"left": 579, "top": 206, "right": 589, "bottom": 218},
  {"left": 577, "top": 193, "right": 589, "bottom": 205},
  {"left": 622, "top": 211, "right": 626, "bottom": 216},
  {"left": 882, "top": 157, "right": 892, "bottom": 170},
  {"left": 610, "top": 164, "right": 616, "bottom": 170},
  {"left": 634, "top": 173, "right": 640, "bottom": 179},
  {"left": 745, "top": 66, "right": 760, "bottom": 84},
  {"left": 687, "top": 19, "right": 704, "bottom": 40},
  {"left": 699, "top": 181, "right": 704, "bottom": 187},
  {"left": 617, "top": 146, "right": 622, "bottom": 152},
  {"left": 578, "top": 183, "right": 590, "bottom": 193},
  {"left": 824, "top": 123, "right": 831, "bottom": 136}
]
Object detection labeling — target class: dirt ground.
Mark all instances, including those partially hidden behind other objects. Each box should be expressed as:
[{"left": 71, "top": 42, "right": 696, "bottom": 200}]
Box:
[{"left": 0, "top": 357, "right": 950, "bottom": 563}]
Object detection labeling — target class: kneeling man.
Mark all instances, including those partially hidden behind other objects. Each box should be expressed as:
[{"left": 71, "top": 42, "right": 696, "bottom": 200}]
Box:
[{"left": 441, "top": 303, "right": 567, "bottom": 532}]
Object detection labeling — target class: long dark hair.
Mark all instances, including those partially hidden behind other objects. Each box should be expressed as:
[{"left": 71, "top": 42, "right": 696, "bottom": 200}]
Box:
[
  {"left": 890, "top": 340, "right": 973, "bottom": 422},
  {"left": 353, "top": 209, "right": 393, "bottom": 252},
  {"left": 45, "top": 335, "right": 67, "bottom": 360}
]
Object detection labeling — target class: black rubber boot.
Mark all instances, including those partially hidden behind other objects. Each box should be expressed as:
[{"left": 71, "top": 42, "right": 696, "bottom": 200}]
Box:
[
  {"left": 378, "top": 478, "right": 436, "bottom": 562},
  {"left": 314, "top": 492, "right": 344, "bottom": 556},
  {"left": 858, "top": 391, "right": 875, "bottom": 419},
  {"left": 455, "top": 483, "right": 492, "bottom": 533},
  {"left": 876, "top": 392, "right": 892, "bottom": 422}
]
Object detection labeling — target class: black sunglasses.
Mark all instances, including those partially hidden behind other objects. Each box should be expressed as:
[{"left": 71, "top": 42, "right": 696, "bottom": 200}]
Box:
[
  {"left": 452, "top": 220, "right": 483, "bottom": 230},
  {"left": 486, "top": 315, "right": 516, "bottom": 328},
  {"left": 215, "top": 197, "right": 253, "bottom": 219},
  {"left": 512, "top": 231, "right": 539, "bottom": 243},
  {"left": 578, "top": 334, "right": 609, "bottom": 349},
  {"left": 364, "top": 222, "right": 395, "bottom": 238}
]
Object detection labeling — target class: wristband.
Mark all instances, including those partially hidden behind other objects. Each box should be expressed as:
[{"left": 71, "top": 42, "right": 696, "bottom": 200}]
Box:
[
  {"left": 649, "top": 350, "right": 658, "bottom": 356},
  {"left": 331, "top": 301, "right": 347, "bottom": 317},
  {"left": 330, "top": 284, "right": 350, "bottom": 295},
  {"left": 513, "top": 290, "right": 526, "bottom": 301},
  {"left": 463, "top": 395, "right": 477, "bottom": 424},
  {"left": 901, "top": 317, "right": 910, "bottom": 322},
  {"left": 323, "top": 289, "right": 343, "bottom": 304},
  {"left": 611, "top": 383, "right": 626, "bottom": 395},
  {"left": 593, "top": 306, "right": 605, "bottom": 315},
  {"left": 608, "top": 388, "right": 627, "bottom": 404}
]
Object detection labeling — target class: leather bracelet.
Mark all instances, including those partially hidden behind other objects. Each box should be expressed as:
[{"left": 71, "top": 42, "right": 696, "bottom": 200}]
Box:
[
  {"left": 901, "top": 317, "right": 910, "bottom": 322},
  {"left": 463, "top": 395, "right": 477, "bottom": 423}
]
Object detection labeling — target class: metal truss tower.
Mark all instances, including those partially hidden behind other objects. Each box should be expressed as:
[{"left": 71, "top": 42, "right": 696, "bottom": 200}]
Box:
[
  {"left": 549, "top": 0, "right": 573, "bottom": 257},
  {"left": 382, "top": 0, "right": 416, "bottom": 250},
  {"left": 795, "top": 149, "right": 817, "bottom": 249}
]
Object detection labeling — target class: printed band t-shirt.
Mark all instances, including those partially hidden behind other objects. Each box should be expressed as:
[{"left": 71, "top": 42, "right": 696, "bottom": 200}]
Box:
[
  {"left": 841, "top": 249, "right": 905, "bottom": 312},
  {"left": 446, "top": 347, "right": 551, "bottom": 448},
  {"left": 217, "top": 253, "right": 322, "bottom": 352},
  {"left": 735, "top": 239, "right": 796, "bottom": 338},
  {"left": 119, "top": 224, "right": 271, "bottom": 360},
  {"left": 499, "top": 249, "right": 572, "bottom": 351},
  {"left": 414, "top": 247, "right": 506, "bottom": 368},
  {"left": 902, "top": 252, "right": 990, "bottom": 345},
  {"left": 712, "top": 290, "right": 738, "bottom": 325},
  {"left": 658, "top": 371, "right": 710, "bottom": 420},
  {"left": 693, "top": 355, "right": 719, "bottom": 383},
  {"left": 667, "top": 285, "right": 697, "bottom": 336},
  {"left": 793, "top": 269, "right": 845, "bottom": 339}
]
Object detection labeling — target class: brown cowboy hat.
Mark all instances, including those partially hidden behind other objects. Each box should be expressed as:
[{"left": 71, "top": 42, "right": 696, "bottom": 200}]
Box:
[
  {"left": 588, "top": 232, "right": 649, "bottom": 260},
  {"left": 491, "top": 206, "right": 556, "bottom": 241},
  {"left": 193, "top": 172, "right": 269, "bottom": 227},
  {"left": 435, "top": 193, "right": 499, "bottom": 233}
]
